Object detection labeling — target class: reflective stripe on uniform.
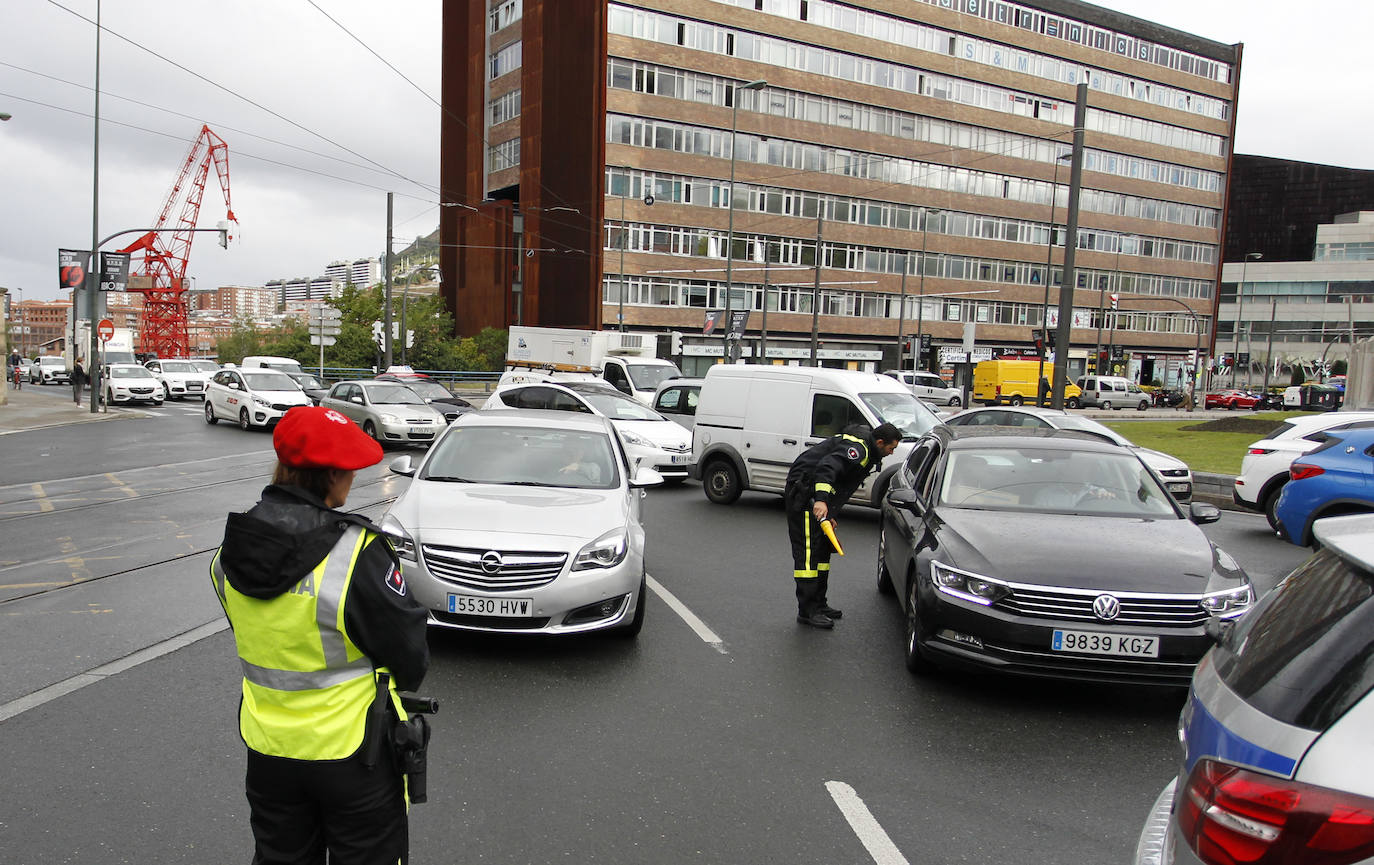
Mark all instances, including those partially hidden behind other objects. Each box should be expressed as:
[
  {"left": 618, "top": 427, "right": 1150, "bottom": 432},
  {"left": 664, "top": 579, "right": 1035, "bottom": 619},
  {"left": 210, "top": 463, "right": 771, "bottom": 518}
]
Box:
[
  {"left": 240, "top": 656, "right": 375, "bottom": 691},
  {"left": 818, "top": 562, "right": 831, "bottom": 572},
  {"left": 794, "top": 569, "right": 818, "bottom": 579},
  {"left": 316, "top": 527, "right": 363, "bottom": 669},
  {"left": 815, "top": 482, "right": 836, "bottom": 495}
]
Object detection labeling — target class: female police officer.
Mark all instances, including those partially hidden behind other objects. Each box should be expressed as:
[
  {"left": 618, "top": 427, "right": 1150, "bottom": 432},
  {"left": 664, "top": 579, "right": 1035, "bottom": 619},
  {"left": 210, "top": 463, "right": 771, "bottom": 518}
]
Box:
[{"left": 211, "top": 405, "right": 429, "bottom": 864}]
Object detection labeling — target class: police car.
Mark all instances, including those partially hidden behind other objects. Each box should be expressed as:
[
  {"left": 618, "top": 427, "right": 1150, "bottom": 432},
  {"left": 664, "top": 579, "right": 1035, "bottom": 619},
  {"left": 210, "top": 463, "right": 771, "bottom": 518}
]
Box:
[{"left": 1134, "top": 512, "right": 1374, "bottom": 865}]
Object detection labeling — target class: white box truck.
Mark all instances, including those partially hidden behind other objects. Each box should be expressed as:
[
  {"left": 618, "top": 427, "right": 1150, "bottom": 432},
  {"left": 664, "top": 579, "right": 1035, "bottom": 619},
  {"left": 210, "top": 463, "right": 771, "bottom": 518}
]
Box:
[
  {"left": 72, "top": 322, "right": 137, "bottom": 367},
  {"left": 503, "top": 326, "right": 681, "bottom": 405}
]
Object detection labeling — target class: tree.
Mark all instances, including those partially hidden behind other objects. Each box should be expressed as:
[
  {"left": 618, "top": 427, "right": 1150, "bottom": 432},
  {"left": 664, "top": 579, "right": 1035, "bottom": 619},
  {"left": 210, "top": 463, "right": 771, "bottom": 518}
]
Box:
[{"left": 215, "top": 316, "right": 265, "bottom": 363}]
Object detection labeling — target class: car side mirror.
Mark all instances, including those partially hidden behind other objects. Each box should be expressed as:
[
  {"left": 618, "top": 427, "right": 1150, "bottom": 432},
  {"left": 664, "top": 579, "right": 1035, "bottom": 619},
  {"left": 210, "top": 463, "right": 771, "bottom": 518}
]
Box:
[
  {"left": 629, "top": 466, "right": 664, "bottom": 488},
  {"left": 887, "top": 487, "right": 926, "bottom": 514},
  {"left": 1189, "top": 502, "right": 1221, "bottom": 525},
  {"left": 351, "top": 396, "right": 364, "bottom": 405},
  {"left": 389, "top": 455, "right": 416, "bottom": 477}
]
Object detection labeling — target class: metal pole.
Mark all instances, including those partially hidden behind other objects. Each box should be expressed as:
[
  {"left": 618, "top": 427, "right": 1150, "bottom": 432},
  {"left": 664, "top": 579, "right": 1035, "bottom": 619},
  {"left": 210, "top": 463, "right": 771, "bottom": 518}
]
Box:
[
  {"left": 400, "top": 283, "right": 409, "bottom": 365},
  {"left": 85, "top": 0, "right": 102, "bottom": 412},
  {"left": 383, "top": 192, "right": 394, "bottom": 369},
  {"left": 1050, "top": 83, "right": 1089, "bottom": 411},
  {"left": 1036, "top": 154, "right": 1068, "bottom": 406},
  {"left": 916, "top": 209, "right": 934, "bottom": 372},
  {"left": 1262, "top": 297, "right": 1276, "bottom": 393},
  {"left": 759, "top": 249, "right": 770, "bottom": 364},
  {"left": 809, "top": 210, "right": 823, "bottom": 366},
  {"left": 618, "top": 169, "right": 627, "bottom": 332},
  {"left": 895, "top": 255, "right": 908, "bottom": 370},
  {"left": 1234, "top": 253, "right": 1260, "bottom": 387}
]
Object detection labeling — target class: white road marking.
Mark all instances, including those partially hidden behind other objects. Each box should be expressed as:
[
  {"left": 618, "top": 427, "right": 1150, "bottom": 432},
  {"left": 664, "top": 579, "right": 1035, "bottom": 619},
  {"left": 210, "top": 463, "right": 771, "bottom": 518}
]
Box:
[
  {"left": 826, "top": 780, "right": 911, "bottom": 865},
  {"left": 0, "top": 619, "right": 229, "bottom": 722},
  {"left": 647, "top": 574, "right": 727, "bottom": 654}
]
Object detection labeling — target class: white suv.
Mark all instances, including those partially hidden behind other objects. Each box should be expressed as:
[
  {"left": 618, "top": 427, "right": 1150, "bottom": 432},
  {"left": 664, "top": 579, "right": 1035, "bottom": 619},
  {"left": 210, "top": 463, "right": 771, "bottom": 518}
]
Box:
[
  {"left": 883, "top": 370, "right": 962, "bottom": 406},
  {"left": 1233, "top": 412, "right": 1374, "bottom": 529}
]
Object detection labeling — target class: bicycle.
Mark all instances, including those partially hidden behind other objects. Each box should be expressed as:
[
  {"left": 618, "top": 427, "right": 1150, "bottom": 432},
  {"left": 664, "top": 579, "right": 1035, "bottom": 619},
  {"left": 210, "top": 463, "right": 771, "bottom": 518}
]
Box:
[{"left": 10, "top": 365, "right": 21, "bottom": 390}]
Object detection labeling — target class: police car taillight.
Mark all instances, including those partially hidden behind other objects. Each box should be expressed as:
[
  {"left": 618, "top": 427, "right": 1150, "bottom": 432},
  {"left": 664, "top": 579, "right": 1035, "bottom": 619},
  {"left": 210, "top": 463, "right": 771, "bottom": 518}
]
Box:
[{"left": 1179, "top": 758, "right": 1374, "bottom": 865}]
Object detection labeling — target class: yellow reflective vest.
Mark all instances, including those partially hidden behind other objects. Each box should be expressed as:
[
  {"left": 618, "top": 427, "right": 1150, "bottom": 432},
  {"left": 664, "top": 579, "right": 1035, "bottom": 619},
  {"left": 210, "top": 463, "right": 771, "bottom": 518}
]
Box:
[{"left": 211, "top": 525, "right": 403, "bottom": 760}]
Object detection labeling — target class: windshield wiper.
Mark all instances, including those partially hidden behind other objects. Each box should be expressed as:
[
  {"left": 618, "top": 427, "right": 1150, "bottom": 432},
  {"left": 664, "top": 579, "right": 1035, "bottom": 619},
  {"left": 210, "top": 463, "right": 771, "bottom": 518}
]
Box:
[
  {"left": 425, "top": 476, "right": 473, "bottom": 483},
  {"left": 505, "top": 481, "right": 555, "bottom": 487}
]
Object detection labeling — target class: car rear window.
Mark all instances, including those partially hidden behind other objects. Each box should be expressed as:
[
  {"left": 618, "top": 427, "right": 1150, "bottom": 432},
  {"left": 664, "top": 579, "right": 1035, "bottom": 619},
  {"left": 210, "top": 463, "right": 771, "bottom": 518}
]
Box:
[{"left": 1212, "top": 549, "right": 1374, "bottom": 731}]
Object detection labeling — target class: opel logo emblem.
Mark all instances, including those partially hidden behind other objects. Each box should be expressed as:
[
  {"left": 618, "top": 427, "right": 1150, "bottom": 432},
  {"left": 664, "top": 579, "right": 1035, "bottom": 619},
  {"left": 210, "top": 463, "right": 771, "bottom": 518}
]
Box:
[
  {"left": 480, "top": 551, "right": 504, "bottom": 574},
  {"left": 1092, "top": 594, "right": 1121, "bottom": 622}
]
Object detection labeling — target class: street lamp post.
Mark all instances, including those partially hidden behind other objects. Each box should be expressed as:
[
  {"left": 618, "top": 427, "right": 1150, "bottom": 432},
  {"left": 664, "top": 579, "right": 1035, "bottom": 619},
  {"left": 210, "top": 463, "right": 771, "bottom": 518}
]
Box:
[
  {"left": 1234, "top": 252, "right": 1262, "bottom": 387},
  {"left": 895, "top": 252, "right": 909, "bottom": 370},
  {"left": 913, "top": 208, "right": 937, "bottom": 372},
  {"left": 617, "top": 166, "right": 630, "bottom": 332},
  {"left": 1036, "top": 152, "right": 1072, "bottom": 406},
  {"left": 722, "top": 78, "right": 766, "bottom": 364}
]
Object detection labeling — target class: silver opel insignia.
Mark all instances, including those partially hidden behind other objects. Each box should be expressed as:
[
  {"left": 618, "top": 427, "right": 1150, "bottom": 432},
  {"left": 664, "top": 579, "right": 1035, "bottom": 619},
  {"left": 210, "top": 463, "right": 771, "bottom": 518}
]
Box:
[{"left": 381, "top": 410, "right": 663, "bottom": 637}]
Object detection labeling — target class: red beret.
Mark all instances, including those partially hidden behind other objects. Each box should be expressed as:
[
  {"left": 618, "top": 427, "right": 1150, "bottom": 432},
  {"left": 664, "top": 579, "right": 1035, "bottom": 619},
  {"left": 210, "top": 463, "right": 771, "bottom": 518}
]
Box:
[{"left": 273, "top": 406, "right": 384, "bottom": 471}]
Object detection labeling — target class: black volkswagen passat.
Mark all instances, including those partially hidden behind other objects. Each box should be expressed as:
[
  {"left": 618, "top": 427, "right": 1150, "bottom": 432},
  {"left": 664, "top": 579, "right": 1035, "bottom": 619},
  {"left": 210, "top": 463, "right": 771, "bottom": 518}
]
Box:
[{"left": 878, "top": 427, "right": 1253, "bottom": 686}]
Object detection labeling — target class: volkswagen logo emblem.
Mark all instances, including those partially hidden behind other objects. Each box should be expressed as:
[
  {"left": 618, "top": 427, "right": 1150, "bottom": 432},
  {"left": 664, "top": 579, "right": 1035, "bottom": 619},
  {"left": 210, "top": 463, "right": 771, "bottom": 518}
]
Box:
[
  {"left": 1092, "top": 594, "right": 1121, "bottom": 622},
  {"left": 480, "top": 551, "right": 504, "bottom": 574}
]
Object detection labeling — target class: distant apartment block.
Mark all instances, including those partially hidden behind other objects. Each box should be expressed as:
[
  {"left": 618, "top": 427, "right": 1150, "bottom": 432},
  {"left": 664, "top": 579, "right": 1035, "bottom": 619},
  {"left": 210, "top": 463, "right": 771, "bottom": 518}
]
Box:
[
  {"left": 193, "top": 285, "right": 280, "bottom": 318},
  {"left": 325, "top": 257, "right": 382, "bottom": 288},
  {"left": 267, "top": 277, "right": 344, "bottom": 306}
]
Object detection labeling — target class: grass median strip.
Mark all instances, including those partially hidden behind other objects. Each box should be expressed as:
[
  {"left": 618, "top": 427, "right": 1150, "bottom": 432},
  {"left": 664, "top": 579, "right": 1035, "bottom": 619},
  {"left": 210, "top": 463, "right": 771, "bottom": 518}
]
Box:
[{"left": 1102, "top": 411, "right": 1311, "bottom": 476}]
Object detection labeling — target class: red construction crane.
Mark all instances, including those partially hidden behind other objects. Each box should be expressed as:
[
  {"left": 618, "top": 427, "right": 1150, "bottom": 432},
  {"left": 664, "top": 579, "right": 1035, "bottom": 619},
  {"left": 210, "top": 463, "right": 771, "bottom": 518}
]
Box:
[{"left": 120, "top": 124, "right": 237, "bottom": 358}]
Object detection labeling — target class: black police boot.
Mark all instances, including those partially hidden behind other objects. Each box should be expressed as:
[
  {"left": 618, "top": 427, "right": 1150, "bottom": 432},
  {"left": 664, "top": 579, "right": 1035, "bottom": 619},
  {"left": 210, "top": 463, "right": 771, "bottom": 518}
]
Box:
[
  {"left": 797, "top": 611, "right": 835, "bottom": 629},
  {"left": 820, "top": 606, "right": 843, "bottom": 620}
]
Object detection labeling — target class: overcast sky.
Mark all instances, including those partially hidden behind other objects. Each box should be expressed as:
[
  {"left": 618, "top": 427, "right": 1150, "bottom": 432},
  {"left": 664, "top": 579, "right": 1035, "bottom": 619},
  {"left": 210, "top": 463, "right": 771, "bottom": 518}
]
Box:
[{"left": 2, "top": 0, "right": 1370, "bottom": 303}]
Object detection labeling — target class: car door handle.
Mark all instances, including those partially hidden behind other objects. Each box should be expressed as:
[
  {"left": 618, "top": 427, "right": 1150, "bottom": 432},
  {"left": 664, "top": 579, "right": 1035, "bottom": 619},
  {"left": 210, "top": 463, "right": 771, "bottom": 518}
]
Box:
[{"left": 783, "top": 438, "right": 798, "bottom": 445}]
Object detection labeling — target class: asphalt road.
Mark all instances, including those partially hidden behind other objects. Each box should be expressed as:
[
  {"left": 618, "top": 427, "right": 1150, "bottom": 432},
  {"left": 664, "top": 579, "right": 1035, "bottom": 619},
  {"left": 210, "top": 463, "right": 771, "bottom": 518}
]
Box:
[{"left": 0, "top": 406, "right": 1312, "bottom": 864}]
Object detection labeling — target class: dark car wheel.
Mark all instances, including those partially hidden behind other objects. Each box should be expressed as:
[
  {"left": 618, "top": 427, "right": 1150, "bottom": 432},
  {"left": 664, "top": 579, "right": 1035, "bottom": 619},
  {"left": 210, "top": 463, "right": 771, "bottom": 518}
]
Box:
[
  {"left": 238, "top": 408, "right": 252, "bottom": 430},
  {"left": 204, "top": 400, "right": 217, "bottom": 424},
  {"left": 876, "top": 528, "right": 895, "bottom": 596},
  {"left": 1263, "top": 484, "right": 1284, "bottom": 531},
  {"left": 616, "top": 575, "right": 647, "bottom": 638},
  {"left": 363, "top": 420, "right": 381, "bottom": 444},
  {"left": 702, "top": 458, "right": 741, "bottom": 505},
  {"left": 904, "top": 575, "right": 936, "bottom": 675}
]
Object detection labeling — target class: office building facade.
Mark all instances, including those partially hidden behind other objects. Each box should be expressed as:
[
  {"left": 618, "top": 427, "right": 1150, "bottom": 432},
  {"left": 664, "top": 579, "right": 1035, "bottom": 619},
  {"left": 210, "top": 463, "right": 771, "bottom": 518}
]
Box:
[{"left": 442, "top": 0, "right": 1240, "bottom": 381}]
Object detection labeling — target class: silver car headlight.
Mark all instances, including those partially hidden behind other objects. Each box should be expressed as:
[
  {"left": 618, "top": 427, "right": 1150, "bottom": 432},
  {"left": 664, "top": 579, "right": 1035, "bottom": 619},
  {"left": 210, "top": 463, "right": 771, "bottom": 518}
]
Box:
[
  {"left": 380, "top": 412, "right": 401, "bottom": 424},
  {"left": 929, "top": 561, "right": 1011, "bottom": 606},
  {"left": 572, "top": 528, "right": 628, "bottom": 571},
  {"left": 380, "top": 514, "right": 417, "bottom": 562},
  {"left": 619, "top": 430, "right": 652, "bottom": 449},
  {"left": 1200, "top": 585, "right": 1253, "bottom": 619}
]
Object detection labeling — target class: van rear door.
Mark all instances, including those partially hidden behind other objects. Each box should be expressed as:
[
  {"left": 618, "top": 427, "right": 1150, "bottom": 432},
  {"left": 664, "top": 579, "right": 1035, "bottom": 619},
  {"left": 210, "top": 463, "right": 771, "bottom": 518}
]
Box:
[{"left": 739, "top": 374, "right": 811, "bottom": 493}]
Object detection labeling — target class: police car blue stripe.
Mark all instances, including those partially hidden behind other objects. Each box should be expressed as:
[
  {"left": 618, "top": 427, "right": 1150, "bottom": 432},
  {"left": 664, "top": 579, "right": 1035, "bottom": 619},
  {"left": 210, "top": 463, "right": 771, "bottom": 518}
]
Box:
[{"left": 1185, "top": 694, "right": 1298, "bottom": 778}]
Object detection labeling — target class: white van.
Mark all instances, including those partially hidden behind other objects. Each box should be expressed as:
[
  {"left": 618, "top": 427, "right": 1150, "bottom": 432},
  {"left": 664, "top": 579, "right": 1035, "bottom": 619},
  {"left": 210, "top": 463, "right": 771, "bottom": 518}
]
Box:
[
  {"left": 241, "top": 355, "right": 305, "bottom": 376},
  {"left": 1075, "top": 375, "right": 1151, "bottom": 411},
  {"left": 882, "top": 370, "right": 963, "bottom": 406},
  {"left": 690, "top": 365, "right": 942, "bottom": 508}
]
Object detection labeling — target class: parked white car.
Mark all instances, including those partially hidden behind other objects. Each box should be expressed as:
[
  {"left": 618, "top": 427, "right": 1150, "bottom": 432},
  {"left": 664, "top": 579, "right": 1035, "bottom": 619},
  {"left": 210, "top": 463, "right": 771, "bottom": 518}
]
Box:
[
  {"left": 101, "top": 363, "right": 164, "bottom": 406},
  {"left": 483, "top": 380, "right": 694, "bottom": 481},
  {"left": 144, "top": 358, "right": 209, "bottom": 400},
  {"left": 381, "top": 410, "right": 662, "bottom": 636},
  {"left": 204, "top": 367, "right": 311, "bottom": 430},
  {"left": 1233, "top": 411, "right": 1374, "bottom": 528},
  {"left": 883, "top": 369, "right": 963, "bottom": 406}
]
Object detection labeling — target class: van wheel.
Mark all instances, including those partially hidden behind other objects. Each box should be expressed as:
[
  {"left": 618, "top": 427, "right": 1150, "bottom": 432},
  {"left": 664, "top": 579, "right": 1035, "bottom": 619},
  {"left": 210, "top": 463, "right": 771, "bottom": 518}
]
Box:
[
  {"left": 1101, "top": 400, "right": 1113, "bottom": 411},
  {"left": 1008, "top": 395, "right": 1024, "bottom": 406},
  {"left": 1137, "top": 400, "right": 1149, "bottom": 411},
  {"left": 1065, "top": 397, "right": 1080, "bottom": 409},
  {"left": 702, "top": 458, "right": 741, "bottom": 505},
  {"left": 947, "top": 394, "right": 962, "bottom": 407}
]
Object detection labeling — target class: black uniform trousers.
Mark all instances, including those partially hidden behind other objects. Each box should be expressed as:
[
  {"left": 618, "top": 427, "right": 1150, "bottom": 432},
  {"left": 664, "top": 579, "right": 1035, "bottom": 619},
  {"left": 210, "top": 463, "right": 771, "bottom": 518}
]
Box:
[
  {"left": 787, "top": 508, "right": 835, "bottom": 616},
  {"left": 245, "top": 744, "right": 407, "bottom": 865}
]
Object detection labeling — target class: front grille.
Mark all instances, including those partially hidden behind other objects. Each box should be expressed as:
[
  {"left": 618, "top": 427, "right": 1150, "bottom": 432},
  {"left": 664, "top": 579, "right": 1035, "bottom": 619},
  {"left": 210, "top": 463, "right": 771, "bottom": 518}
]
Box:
[
  {"left": 186, "top": 382, "right": 204, "bottom": 391},
  {"left": 130, "top": 387, "right": 154, "bottom": 394},
  {"left": 431, "top": 610, "right": 552, "bottom": 630},
  {"left": 421, "top": 544, "right": 566, "bottom": 592},
  {"left": 405, "top": 417, "right": 435, "bottom": 425},
  {"left": 995, "top": 584, "right": 1209, "bottom": 627},
  {"left": 270, "top": 402, "right": 299, "bottom": 411},
  {"left": 1158, "top": 468, "right": 1189, "bottom": 478}
]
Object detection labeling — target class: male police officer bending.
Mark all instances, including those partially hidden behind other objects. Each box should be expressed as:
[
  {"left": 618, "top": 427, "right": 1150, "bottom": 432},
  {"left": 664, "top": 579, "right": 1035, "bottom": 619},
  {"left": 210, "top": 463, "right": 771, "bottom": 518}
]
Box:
[
  {"left": 211, "top": 406, "right": 430, "bottom": 864},
  {"left": 784, "top": 422, "right": 901, "bottom": 629}
]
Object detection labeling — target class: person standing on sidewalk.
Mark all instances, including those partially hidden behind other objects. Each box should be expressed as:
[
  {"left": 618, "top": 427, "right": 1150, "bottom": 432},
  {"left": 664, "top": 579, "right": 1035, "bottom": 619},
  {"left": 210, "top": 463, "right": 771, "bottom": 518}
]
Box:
[
  {"left": 71, "top": 357, "right": 86, "bottom": 404},
  {"left": 784, "top": 422, "right": 901, "bottom": 628}
]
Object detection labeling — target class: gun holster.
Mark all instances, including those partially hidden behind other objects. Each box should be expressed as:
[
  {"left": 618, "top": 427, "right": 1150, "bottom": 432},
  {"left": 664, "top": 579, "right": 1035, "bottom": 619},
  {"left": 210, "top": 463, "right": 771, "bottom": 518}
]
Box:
[{"left": 392, "top": 713, "right": 432, "bottom": 804}]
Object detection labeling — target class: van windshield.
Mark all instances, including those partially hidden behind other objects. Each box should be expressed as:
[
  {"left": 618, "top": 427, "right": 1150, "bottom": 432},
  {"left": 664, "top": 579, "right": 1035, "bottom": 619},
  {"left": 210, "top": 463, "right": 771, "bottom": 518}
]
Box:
[
  {"left": 626, "top": 363, "right": 679, "bottom": 391},
  {"left": 860, "top": 392, "right": 941, "bottom": 440}
]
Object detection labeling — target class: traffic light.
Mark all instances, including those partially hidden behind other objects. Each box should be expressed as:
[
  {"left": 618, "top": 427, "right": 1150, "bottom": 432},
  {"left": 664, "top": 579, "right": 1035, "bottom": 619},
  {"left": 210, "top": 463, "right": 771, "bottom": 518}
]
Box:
[
  {"left": 670, "top": 331, "right": 683, "bottom": 355},
  {"left": 902, "top": 336, "right": 913, "bottom": 353}
]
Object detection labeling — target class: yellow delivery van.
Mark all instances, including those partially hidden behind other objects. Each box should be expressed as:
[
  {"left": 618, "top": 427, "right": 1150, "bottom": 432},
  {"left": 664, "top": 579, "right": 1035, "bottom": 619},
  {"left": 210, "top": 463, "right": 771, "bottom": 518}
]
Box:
[{"left": 972, "top": 360, "right": 1081, "bottom": 408}]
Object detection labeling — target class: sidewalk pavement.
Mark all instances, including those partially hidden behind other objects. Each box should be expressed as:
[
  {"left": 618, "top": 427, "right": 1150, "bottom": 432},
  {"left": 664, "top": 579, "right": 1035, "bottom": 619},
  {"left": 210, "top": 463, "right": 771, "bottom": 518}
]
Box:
[{"left": 0, "top": 384, "right": 137, "bottom": 434}]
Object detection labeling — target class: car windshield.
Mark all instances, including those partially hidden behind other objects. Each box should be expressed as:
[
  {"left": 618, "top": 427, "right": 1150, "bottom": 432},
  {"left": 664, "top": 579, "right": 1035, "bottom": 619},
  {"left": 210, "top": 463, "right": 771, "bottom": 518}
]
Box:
[
  {"left": 1048, "top": 414, "right": 1130, "bottom": 446},
  {"left": 859, "top": 392, "right": 941, "bottom": 440},
  {"left": 112, "top": 366, "right": 154, "bottom": 379},
  {"left": 938, "top": 446, "right": 1178, "bottom": 517},
  {"left": 399, "top": 380, "right": 451, "bottom": 400},
  {"left": 160, "top": 361, "right": 195, "bottom": 373},
  {"left": 362, "top": 383, "right": 425, "bottom": 405},
  {"left": 626, "top": 363, "right": 679, "bottom": 390},
  {"left": 241, "top": 371, "right": 298, "bottom": 391},
  {"left": 421, "top": 425, "right": 619, "bottom": 489},
  {"left": 190, "top": 360, "right": 219, "bottom": 373},
  {"left": 580, "top": 389, "right": 666, "bottom": 421}
]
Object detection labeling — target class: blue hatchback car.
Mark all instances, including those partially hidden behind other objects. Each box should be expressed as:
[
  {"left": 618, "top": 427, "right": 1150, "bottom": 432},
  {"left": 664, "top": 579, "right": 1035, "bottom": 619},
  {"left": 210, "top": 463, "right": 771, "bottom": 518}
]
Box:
[
  {"left": 1274, "top": 426, "right": 1374, "bottom": 546},
  {"left": 1134, "top": 514, "right": 1374, "bottom": 865}
]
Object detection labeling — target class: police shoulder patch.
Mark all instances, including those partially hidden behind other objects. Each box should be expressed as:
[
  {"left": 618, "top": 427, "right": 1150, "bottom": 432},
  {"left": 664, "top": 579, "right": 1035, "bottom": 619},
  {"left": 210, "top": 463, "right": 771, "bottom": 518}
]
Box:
[
  {"left": 845, "top": 445, "right": 862, "bottom": 461},
  {"left": 384, "top": 563, "right": 407, "bottom": 597}
]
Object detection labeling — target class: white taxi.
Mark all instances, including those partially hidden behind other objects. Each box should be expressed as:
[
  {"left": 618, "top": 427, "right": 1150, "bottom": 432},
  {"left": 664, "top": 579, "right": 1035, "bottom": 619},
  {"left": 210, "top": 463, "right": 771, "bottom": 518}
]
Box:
[{"left": 204, "top": 367, "right": 310, "bottom": 430}]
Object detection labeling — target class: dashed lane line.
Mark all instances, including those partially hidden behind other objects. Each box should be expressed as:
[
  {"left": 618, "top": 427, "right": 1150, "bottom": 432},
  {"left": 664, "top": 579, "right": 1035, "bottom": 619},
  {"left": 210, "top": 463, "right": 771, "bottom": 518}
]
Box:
[
  {"left": 826, "top": 780, "right": 912, "bottom": 865},
  {"left": 647, "top": 574, "right": 727, "bottom": 654}
]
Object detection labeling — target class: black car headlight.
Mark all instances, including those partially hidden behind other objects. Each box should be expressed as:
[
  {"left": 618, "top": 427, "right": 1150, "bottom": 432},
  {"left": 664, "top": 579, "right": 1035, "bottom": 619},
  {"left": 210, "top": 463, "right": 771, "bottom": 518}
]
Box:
[
  {"left": 930, "top": 562, "right": 1011, "bottom": 606},
  {"left": 1200, "top": 585, "right": 1253, "bottom": 619},
  {"left": 573, "top": 528, "right": 628, "bottom": 571},
  {"left": 380, "top": 515, "right": 417, "bottom": 562}
]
